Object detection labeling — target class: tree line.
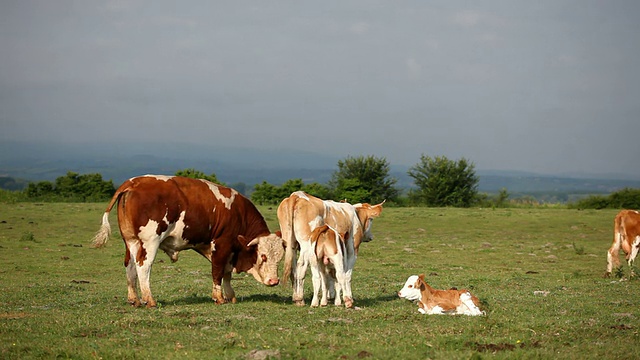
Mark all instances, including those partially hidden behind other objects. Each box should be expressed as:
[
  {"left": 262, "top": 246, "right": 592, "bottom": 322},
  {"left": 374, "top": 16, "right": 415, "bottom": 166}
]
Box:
[{"left": 1, "top": 154, "right": 639, "bottom": 209}]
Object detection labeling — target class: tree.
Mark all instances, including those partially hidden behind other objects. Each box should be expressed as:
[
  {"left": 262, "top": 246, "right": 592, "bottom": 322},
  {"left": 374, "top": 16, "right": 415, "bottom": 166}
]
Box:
[
  {"left": 408, "top": 155, "right": 479, "bottom": 207},
  {"left": 330, "top": 155, "right": 398, "bottom": 203},
  {"left": 251, "top": 181, "right": 279, "bottom": 205},
  {"left": 175, "top": 168, "right": 223, "bottom": 185}
]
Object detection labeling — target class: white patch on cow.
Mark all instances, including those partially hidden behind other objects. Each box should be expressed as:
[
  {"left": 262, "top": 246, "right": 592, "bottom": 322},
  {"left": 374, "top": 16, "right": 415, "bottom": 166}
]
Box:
[
  {"left": 201, "top": 180, "right": 237, "bottom": 210},
  {"left": 292, "top": 191, "right": 310, "bottom": 201},
  {"left": 429, "top": 305, "right": 445, "bottom": 315},
  {"left": 629, "top": 236, "right": 640, "bottom": 265},
  {"left": 398, "top": 275, "right": 422, "bottom": 301},
  {"left": 140, "top": 174, "right": 173, "bottom": 182},
  {"left": 308, "top": 216, "right": 324, "bottom": 231},
  {"left": 459, "top": 292, "right": 483, "bottom": 316},
  {"left": 138, "top": 219, "right": 161, "bottom": 242}
]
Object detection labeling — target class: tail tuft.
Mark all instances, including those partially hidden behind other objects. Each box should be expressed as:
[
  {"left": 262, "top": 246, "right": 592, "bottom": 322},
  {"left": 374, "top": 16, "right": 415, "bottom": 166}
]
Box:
[{"left": 91, "top": 212, "right": 111, "bottom": 248}]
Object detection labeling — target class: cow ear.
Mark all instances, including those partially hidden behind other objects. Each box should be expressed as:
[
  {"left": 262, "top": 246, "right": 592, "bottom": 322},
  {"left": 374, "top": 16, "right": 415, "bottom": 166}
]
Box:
[{"left": 417, "top": 274, "right": 427, "bottom": 290}]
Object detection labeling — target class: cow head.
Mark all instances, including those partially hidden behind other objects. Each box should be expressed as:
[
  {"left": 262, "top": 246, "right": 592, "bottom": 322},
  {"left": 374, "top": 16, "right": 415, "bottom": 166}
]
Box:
[
  {"left": 354, "top": 200, "right": 385, "bottom": 243},
  {"left": 398, "top": 274, "right": 425, "bottom": 301},
  {"left": 240, "top": 231, "right": 285, "bottom": 287}
]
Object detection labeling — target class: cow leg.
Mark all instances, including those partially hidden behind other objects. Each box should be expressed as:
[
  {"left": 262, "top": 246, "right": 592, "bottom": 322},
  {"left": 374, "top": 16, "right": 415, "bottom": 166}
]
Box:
[
  {"left": 320, "top": 266, "right": 332, "bottom": 307},
  {"left": 332, "top": 257, "right": 353, "bottom": 308},
  {"left": 628, "top": 236, "right": 640, "bottom": 277},
  {"left": 128, "top": 239, "right": 160, "bottom": 308},
  {"left": 293, "top": 246, "right": 311, "bottom": 306},
  {"left": 606, "top": 230, "right": 623, "bottom": 277},
  {"left": 124, "top": 246, "right": 141, "bottom": 307},
  {"left": 222, "top": 270, "right": 237, "bottom": 304},
  {"left": 210, "top": 253, "right": 228, "bottom": 304},
  {"left": 308, "top": 254, "right": 323, "bottom": 307}
]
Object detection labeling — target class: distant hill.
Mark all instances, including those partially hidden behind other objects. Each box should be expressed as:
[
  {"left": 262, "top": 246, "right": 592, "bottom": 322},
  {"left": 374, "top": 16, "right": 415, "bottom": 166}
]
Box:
[{"left": 2, "top": 141, "right": 639, "bottom": 199}]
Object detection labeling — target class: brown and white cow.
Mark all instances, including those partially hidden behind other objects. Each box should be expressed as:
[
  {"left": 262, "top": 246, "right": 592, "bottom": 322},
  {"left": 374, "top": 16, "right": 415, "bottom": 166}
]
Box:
[
  {"left": 277, "top": 191, "right": 383, "bottom": 307},
  {"left": 605, "top": 209, "right": 640, "bottom": 277},
  {"left": 92, "top": 175, "right": 285, "bottom": 308},
  {"left": 309, "top": 224, "right": 350, "bottom": 307},
  {"left": 398, "top": 274, "right": 483, "bottom": 316}
]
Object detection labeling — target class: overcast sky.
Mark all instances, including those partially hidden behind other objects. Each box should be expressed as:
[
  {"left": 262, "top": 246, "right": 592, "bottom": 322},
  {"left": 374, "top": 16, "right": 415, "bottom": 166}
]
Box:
[{"left": 2, "top": 1, "right": 639, "bottom": 177}]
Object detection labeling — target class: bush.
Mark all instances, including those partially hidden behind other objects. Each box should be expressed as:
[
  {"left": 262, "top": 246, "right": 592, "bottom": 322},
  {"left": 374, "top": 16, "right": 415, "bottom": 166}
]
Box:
[{"left": 569, "top": 188, "right": 640, "bottom": 209}]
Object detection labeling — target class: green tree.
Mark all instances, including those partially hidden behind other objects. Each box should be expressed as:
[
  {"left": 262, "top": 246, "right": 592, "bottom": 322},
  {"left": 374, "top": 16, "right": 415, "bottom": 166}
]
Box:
[
  {"left": 175, "top": 168, "right": 223, "bottom": 185},
  {"left": 330, "top": 155, "right": 398, "bottom": 203},
  {"left": 408, "top": 155, "right": 479, "bottom": 207},
  {"left": 302, "top": 182, "right": 331, "bottom": 199},
  {"left": 251, "top": 181, "right": 278, "bottom": 205}
]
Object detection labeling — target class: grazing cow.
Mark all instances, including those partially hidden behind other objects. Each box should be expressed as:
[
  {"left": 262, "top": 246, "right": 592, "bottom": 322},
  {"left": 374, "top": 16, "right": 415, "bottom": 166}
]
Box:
[
  {"left": 309, "top": 225, "right": 350, "bottom": 307},
  {"left": 398, "top": 274, "right": 483, "bottom": 316},
  {"left": 92, "top": 175, "right": 285, "bottom": 308},
  {"left": 277, "top": 191, "right": 384, "bottom": 307},
  {"left": 605, "top": 210, "right": 640, "bottom": 277}
]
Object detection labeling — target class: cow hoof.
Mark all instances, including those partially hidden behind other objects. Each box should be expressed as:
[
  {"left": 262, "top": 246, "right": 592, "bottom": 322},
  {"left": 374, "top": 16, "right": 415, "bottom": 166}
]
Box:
[
  {"left": 344, "top": 298, "right": 353, "bottom": 309},
  {"left": 294, "top": 300, "right": 305, "bottom": 306},
  {"left": 129, "top": 300, "right": 142, "bottom": 307},
  {"left": 604, "top": 272, "right": 611, "bottom": 278}
]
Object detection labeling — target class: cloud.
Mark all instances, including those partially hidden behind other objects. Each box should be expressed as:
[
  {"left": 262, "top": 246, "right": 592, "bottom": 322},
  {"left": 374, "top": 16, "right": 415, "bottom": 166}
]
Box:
[
  {"left": 406, "top": 58, "right": 422, "bottom": 80},
  {"left": 452, "top": 10, "right": 483, "bottom": 27},
  {"left": 349, "top": 21, "right": 369, "bottom": 35}
]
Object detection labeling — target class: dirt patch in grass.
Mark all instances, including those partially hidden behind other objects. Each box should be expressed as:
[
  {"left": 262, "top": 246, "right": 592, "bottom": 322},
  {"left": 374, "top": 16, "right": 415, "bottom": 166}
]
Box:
[
  {"left": 0, "top": 312, "right": 31, "bottom": 319},
  {"left": 468, "top": 341, "right": 541, "bottom": 353}
]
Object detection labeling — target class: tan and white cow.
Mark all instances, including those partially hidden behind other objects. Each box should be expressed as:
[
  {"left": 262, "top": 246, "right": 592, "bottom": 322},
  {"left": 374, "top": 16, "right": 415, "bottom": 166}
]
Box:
[
  {"left": 605, "top": 209, "right": 640, "bottom": 277},
  {"left": 309, "top": 224, "right": 350, "bottom": 307},
  {"left": 277, "top": 191, "right": 384, "bottom": 307},
  {"left": 92, "top": 175, "right": 285, "bottom": 307},
  {"left": 398, "top": 274, "right": 483, "bottom": 316}
]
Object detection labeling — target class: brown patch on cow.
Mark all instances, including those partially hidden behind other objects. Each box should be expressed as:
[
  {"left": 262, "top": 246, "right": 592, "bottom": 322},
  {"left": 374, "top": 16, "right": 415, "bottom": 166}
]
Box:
[{"left": 136, "top": 240, "right": 147, "bottom": 266}]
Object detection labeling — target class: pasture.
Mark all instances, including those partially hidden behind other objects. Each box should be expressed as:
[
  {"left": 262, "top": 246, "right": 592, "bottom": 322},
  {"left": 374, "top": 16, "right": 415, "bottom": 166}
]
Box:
[{"left": 1, "top": 203, "right": 638, "bottom": 359}]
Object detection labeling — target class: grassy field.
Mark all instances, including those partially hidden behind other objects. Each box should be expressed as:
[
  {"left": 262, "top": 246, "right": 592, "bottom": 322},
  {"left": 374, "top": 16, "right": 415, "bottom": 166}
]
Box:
[{"left": 1, "top": 203, "right": 639, "bottom": 359}]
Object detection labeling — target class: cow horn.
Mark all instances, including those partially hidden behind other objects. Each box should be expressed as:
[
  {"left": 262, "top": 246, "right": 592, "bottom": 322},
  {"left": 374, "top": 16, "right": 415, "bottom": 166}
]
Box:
[{"left": 246, "top": 237, "right": 260, "bottom": 247}]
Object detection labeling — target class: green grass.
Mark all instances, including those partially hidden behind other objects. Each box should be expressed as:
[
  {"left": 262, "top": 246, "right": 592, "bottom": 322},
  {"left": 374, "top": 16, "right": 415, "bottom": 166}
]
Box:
[{"left": 1, "top": 203, "right": 638, "bottom": 359}]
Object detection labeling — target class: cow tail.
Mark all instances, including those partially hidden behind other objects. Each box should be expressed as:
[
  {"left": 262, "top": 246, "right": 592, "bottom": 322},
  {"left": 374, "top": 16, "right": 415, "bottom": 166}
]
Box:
[
  {"left": 91, "top": 183, "right": 130, "bottom": 248},
  {"left": 281, "top": 199, "right": 296, "bottom": 285}
]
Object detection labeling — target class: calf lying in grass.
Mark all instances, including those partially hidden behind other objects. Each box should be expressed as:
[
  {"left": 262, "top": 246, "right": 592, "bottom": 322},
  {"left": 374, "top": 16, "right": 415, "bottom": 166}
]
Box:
[{"left": 398, "top": 274, "right": 483, "bottom": 315}]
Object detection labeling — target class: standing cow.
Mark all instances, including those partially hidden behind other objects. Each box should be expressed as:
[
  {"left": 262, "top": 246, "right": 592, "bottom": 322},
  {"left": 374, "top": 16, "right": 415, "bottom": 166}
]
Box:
[
  {"left": 309, "top": 224, "right": 350, "bottom": 307},
  {"left": 277, "top": 191, "right": 384, "bottom": 307},
  {"left": 92, "top": 175, "right": 285, "bottom": 307},
  {"left": 605, "top": 209, "right": 640, "bottom": 277}
]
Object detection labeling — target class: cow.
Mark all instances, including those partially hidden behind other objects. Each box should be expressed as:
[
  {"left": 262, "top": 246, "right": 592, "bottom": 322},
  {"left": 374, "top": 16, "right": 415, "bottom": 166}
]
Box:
[
  {"left": 398, "top": 274, "right": 483, "bottom": 316},
  {"left": 277, "top": 191, "right": 384, "bottom": 308},
  {"left": 309, "top": 224, "right": 350, "bottom": 307},
  {"left": 91, "top": 175, "right": 285, "bottom": 308},
  {"left": 605, "top": 210, "right": 640, "bottom": 278}
]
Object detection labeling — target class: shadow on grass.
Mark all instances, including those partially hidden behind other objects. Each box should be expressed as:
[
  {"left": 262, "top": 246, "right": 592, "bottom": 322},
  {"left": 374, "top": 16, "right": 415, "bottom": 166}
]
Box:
[
  {"left": 164, "top": 293, "right": 291, "bottom": 307},
  {"left": 162, "top": 292, "right": 399, "bottom": 308}
]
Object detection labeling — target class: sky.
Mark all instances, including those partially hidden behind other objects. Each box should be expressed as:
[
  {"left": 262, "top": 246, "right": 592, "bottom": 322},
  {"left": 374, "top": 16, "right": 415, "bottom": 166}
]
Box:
[{"left": 1, "top": 1, "right": 640, "bottom": 178}]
